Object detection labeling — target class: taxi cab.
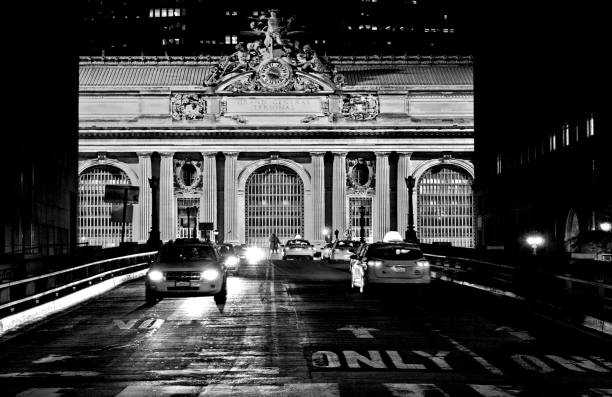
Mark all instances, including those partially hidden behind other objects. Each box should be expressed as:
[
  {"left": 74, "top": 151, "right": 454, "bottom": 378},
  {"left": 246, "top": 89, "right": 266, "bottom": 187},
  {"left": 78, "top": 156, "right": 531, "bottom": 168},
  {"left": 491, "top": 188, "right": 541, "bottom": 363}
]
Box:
[
  {"left": 282, "top": 238, "right": 316, "bottom": 260},
  {"left": 349, "top": 231, "right": 430, "bottom": 293},
  {"left": 329, "top": 240, "right": 360, "bottom": 262},
  {"left": 145, "top": 239, "right": 227, "bottom": 303}
]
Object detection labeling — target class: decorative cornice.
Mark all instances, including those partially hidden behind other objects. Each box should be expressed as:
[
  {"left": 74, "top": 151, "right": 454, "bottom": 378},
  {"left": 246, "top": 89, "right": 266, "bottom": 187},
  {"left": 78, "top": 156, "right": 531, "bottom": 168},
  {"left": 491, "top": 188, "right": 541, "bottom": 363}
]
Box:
[
  {"left": 159, "top": 152, "right": 174, "bottom": 157},
  {"left": 332, "top": 151, "right": 348, "bottom": 157},
  {"left": 202, "top": 152, "right": 217, "bottom": 158},
  {"left": 375, "top": 152, "right": 392, "bottom": 157},
  {"left": 224, "top": 152, "right": 239, "bottom": 157},
  {"left": 397, "top": 151, "right": 413, "bottom": 157},
  {"left": 310, "top": 152, "right": 326, "bottom": 156},
  {"left": 136, "top": 152, "right": 153, "bottom": 157},
  {"left": 79, "top": 54, "right": 473, "bottom": 66}
]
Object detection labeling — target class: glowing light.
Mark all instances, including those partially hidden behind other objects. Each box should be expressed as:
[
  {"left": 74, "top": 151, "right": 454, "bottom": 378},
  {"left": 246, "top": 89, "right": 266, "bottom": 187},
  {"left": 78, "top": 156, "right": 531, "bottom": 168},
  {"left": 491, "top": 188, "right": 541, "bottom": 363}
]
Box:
[
  {"left": 525, "top": 235, "right": 544, "bottom": 247},
  {"left": 201, "top": 269, "right": 220, "bottom": 281},
  {"left": 322, "top": 228, "right": 330, "bottom": 236},
  {"left": 245, "top": 247, "right": 264, "bottom": 263},
  {"left": 148, "top": 270, "right": 163, "bottom": 282},
  {"left": 600, "top": 222, "right": 612, "bottom": 232},
  {"left": 382, "top": 231, "right": 404, "bottom": 242},
  {"left": 225, "top": 255, "right": 239, "bottom": 267}
]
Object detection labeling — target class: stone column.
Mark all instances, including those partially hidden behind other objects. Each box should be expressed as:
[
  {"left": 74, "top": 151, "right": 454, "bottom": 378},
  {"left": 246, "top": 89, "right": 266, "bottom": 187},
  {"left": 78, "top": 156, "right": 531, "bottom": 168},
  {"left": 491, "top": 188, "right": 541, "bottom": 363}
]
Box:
[
  {"left": 311, "top": 152, "right": 326, "bottom": 243},
  {"left": 200, "top": 152, "right": 217, "bottom": 236},
  {"left": 396, "top": 152, "right": 413, "bottom": 239},
  {"left": 223, "top": 152, "right": 239, "bottom": 243},
  {"left": 159, "top": 152, "right": 176, "bottom": 242},
  {"left": 136, "top": 152, "right": 152, "bottom": 243},
  {"left": 373, "top": 152, "right": 391, "bottom": 242},
  {"left": 332, "top": 152, "right": 347, "bottom": 238}
]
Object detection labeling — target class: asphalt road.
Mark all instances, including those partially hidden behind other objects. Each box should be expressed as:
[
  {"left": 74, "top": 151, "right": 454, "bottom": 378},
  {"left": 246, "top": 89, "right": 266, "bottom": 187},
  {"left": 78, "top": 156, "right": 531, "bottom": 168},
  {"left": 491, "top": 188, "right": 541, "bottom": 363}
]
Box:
[{"left": 0, "top": 259, "right": 610, "bottom": 396}]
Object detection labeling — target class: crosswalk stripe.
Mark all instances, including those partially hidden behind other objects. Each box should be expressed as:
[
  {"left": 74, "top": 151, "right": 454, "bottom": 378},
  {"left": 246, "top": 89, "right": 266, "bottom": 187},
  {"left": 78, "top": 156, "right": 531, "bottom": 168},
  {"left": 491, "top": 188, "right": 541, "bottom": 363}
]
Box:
[
  {"left": 384, "top": 383, "right": 450, "bottom": 397},
  {"left": 115, "top": 385, "right": 201, "bottom": 396}
]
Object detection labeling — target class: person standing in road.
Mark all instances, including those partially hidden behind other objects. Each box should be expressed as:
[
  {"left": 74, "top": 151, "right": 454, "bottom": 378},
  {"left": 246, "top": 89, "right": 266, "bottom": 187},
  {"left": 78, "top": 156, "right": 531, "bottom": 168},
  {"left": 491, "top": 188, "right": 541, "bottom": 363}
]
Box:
[{"left": 269, "top": 232, "right": 280, "bottom": 253}]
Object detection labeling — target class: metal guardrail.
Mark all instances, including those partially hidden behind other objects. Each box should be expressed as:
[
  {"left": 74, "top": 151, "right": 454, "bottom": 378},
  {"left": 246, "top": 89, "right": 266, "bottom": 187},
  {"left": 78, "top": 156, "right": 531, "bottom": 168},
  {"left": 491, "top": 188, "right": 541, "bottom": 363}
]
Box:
[
  {"left": 0, "top": 251, "right": 158, "bottom": 319},
  {"left": 423, "top": 252, "right": 612, "bottom": 322}
]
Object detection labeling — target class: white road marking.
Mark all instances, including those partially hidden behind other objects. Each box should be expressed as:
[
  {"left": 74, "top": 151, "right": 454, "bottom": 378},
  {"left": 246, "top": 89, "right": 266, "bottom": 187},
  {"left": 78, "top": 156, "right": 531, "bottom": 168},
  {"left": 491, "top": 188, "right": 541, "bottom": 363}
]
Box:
[
  {"left": 385, "top": 383, "right": 450, "bottom": 397},
  {"left": 343, "top": 350, "right": 387, "bottom": 369},
  {"left": 586, "top": 388, "right": 612, "bottom": 397},
  {"left": 337, "top": 325, "right": 379, "bottom": 338},
  {"left": 116, "top": 385, "right": 200, "bottom": 396},
  {"left": 386, "top": 350, "right": 427, "bottom": 369},
  {"left": 412, "top": 350, "right": 453, "bottom": 370},
  {"left": 433, "top": 332, "right": 504, "bottom": 375},
  {"left": 32, "top": 354, "right": 72, "bottom": 364},
  {"left": 545, "top": 355, "right": 609, "bottom": 373},
  {"left": 199, "top": 383, "right": 340, "bottom": 396},
  {"left": 15, "top": 388, "right": 71, "bottom": 397},
  {"left": 312, "top": 351, "right": 342, "bottom": 368},
  {"left": 113, "top": 319, "right": 138, "bottom": 330},
  {"left": 469, "top": 384, "right": 523, "bottom": 396},
  {"left": 511, "top": 354, "right": 554, "bottom": 373}
]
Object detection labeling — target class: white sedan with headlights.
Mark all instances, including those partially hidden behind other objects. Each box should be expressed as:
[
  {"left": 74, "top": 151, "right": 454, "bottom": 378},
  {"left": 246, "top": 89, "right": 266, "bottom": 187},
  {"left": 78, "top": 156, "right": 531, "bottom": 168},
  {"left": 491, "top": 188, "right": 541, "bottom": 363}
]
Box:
[
  {"left": 145, "top": 240, "right": 227, "bottom": 303},
  {"left": 350, "top": 231, "right": 430, "bottom": 293},
  {"left": 282, "top": 239, "right": 316, "bottom": 260}
]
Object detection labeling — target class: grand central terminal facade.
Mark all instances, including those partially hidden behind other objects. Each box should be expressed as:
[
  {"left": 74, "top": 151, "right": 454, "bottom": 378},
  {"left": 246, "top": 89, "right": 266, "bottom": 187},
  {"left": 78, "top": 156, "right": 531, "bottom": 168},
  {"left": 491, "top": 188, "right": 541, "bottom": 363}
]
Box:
[{"left": 78, "top": 52, "right": 474, "bottom": 249}]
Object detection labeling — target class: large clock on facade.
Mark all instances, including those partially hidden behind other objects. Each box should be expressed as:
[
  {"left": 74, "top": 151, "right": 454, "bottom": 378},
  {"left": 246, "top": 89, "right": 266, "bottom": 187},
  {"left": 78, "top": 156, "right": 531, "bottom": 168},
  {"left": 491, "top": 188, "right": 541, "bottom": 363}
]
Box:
[{"left": 257, "top": 59, "right": 293, "bottom": 89}]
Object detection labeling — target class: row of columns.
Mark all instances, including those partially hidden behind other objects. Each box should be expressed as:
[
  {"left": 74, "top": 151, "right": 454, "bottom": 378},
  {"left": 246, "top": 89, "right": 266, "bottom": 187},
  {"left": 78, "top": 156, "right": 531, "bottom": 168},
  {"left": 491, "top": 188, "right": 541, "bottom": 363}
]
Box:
[{"left": 134, "top": 151, "right": 415, "bottom": 244}]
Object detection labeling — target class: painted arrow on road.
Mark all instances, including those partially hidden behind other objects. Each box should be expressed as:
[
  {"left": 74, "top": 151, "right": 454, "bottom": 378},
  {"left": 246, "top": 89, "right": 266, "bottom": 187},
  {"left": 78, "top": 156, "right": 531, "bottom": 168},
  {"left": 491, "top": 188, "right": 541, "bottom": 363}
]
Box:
[{"left": 337, "top": 325, "right": 379, "bottom": 338}]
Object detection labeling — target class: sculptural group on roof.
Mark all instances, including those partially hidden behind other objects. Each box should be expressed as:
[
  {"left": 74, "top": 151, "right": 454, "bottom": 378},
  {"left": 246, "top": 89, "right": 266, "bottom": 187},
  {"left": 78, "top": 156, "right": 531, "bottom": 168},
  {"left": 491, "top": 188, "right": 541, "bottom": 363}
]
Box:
[{"left": 204, "top": 10, "right": 344, "bottom": 88}]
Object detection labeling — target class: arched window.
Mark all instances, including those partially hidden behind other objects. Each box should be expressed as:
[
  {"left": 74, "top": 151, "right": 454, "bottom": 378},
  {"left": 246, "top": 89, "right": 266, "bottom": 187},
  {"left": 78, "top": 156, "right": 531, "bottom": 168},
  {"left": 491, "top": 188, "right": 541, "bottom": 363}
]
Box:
[
  {"left": 417, "top": 165, "right": 474, "bottom": 247},
  {"left": 78, "top": 165, "right": 133, "bottom": 248},
  {"left": 245, "top": 165, "right": 304, "bottom": 247}
]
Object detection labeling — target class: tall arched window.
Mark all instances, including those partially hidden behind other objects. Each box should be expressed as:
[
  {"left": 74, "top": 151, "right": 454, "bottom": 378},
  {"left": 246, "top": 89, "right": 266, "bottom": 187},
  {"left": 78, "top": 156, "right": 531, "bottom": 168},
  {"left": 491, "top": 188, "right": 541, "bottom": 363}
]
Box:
[
  {"left": 78, "top": 165, "right": 133, "bottom": 248},
  {"left": 245, "top": 165, "right": 304, "bottom": 247},
  {"left": 417, "top": 165, "right": 474, "bottom": 247}
]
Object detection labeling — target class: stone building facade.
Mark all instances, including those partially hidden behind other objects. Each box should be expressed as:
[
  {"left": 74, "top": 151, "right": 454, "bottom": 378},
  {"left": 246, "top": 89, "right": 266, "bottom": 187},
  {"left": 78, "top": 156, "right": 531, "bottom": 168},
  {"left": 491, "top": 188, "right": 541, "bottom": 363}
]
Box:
[{"left": 78, "top": 54, "right": 474, "bottom": 248}]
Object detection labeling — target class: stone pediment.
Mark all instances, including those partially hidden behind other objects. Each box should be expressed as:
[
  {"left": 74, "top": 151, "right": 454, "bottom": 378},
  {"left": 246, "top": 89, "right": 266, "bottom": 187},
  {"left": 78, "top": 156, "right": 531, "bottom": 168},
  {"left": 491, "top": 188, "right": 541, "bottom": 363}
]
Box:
[{"left": 215, "top": 66, "right": 337, "bottom": 94}]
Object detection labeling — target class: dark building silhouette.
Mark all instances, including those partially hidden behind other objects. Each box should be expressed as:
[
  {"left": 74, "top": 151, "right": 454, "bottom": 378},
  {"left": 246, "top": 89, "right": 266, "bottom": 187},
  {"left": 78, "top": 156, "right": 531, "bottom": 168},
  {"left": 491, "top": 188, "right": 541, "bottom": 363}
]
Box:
[
  {"left": 473, "top": 1, "right": 610, "bottom": 255},
  {"left": 80, "top": 0, "right": 473, "bottom": 56}
]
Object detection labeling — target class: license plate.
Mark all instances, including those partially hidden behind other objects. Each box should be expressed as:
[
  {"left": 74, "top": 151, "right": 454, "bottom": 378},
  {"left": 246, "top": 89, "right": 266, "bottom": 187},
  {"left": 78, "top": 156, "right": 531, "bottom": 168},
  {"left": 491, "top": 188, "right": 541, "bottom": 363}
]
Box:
[
  {"left": 393, "top": 266, "right": 407, "bottom": 272},
  {"left": 176, "top": 281, "right": 190, "bottom": 287}
]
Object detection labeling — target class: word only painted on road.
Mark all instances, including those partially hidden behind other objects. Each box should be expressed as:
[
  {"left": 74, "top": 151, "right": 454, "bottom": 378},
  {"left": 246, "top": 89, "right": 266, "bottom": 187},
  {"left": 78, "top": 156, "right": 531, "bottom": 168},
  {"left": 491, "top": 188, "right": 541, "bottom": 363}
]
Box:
[{"left": 310, "top": 349, "right": 612, "bottom": 374}]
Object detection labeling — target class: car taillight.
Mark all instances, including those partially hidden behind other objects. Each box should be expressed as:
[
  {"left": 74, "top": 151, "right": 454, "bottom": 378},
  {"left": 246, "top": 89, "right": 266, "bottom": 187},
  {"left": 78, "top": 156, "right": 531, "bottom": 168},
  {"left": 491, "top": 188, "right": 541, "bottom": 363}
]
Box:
[{"left": 416, "top": 260, "right": 430, "bottom": 268}]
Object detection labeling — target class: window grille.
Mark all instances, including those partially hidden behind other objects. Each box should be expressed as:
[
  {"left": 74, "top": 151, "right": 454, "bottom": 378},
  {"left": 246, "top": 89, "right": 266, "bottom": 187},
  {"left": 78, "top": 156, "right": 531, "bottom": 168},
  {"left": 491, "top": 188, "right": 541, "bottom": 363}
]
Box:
[
  {"left": 245, "top": 165, "right": 304, "bottom": 248},
  {"left": 417, "top": 166, "right": 474, "bottom": 248},
  {"left": 348, "top": 197, "right": 372, "bottom": 242},
  {"left": 177, "top": 197, "right": 200, "bottom": 239},
  {"left": 78, "top": 165, "right": 133, "bottom": 248}
]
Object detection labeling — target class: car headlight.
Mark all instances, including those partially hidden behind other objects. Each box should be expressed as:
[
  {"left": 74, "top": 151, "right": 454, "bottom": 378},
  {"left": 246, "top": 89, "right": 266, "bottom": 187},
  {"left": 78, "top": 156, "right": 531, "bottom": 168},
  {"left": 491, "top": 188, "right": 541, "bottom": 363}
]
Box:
[
  {"left": 246, "top": 247, "right": 264, "bottom": 262},
  {"left": 367, "top": 260, "right": 383, "bottom": 268},
  {"left": 148, "top": 270, "right": 163, "bottom": 282},
  {"left": 201, "top": 269, "right": 220, "bottom": 281},
  {"left": 416, "top": 260, "right": 430, "bottom": 268},
  {"left": 225, "top": 255, "right": 239, "bottom": 267}
]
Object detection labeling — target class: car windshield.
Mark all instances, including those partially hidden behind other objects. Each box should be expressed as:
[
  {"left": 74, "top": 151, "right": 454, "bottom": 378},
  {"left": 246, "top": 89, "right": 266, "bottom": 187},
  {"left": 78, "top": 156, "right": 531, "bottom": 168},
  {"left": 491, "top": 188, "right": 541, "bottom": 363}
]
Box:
[
  {"left": 367, "top": 245, "right": 423, "bottom": 260},
  {"left": 287, "top": 240, "right": 311, "bottom": 247},
  {"left": 159, "top": 245, "right": 217, "bottom": 262}
]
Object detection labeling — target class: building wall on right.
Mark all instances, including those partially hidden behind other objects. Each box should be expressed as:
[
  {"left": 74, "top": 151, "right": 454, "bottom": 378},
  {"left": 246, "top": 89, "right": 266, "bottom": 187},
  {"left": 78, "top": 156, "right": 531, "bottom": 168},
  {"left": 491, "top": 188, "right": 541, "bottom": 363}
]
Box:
[{"left": 472, "top": 1, "right": 610, "bottom": 256}]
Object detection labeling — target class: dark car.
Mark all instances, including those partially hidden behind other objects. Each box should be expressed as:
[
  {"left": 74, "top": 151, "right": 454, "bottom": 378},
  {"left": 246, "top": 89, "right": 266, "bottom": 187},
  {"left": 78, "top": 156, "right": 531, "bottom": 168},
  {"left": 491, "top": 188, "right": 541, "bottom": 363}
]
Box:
[{"left": 145, "top": 240, "right": 227, "bottom": 303}]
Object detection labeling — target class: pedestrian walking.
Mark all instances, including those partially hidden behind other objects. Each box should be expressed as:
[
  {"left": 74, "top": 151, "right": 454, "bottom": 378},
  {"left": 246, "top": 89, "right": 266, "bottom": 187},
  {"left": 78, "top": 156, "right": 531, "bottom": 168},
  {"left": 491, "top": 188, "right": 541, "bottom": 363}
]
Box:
[{"left": 269, "top": 232, "right": 280, "bottom": 253}]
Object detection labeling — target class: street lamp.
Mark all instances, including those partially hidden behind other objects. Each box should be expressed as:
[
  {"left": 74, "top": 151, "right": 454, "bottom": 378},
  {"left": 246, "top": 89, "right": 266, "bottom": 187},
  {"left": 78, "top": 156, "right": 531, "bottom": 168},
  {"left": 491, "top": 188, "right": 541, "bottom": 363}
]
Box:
[
  {"left": 600, "top": 222, "right": 612, "bottom": 232},
  {"left": 525, "top": 234, "right": 544, "bottom": 255},
  {"left": 404, "top": 176, "right": 418, "bottom": 243},
  {"left": 322, "top": 227, "right": 331, "bottom": 243}
]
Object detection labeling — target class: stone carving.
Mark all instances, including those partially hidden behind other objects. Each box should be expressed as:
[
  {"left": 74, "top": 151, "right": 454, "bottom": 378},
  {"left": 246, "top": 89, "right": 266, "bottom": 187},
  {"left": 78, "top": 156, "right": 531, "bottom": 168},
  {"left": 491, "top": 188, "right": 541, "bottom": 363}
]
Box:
[
  {"left": 341, "top": 95, "right": 379, "bottom": 121},
  {"left": 174, "top": 159, "right": 202, "bottom": 192},
  {"left": 203, "top": 9, "right": 343, "bottom": 93},
  {"left": 171, "top": 94, "right": 207, "bottom": 120},
  {"left": 346, "top": 158, "right": 375, "bottom": 194}
]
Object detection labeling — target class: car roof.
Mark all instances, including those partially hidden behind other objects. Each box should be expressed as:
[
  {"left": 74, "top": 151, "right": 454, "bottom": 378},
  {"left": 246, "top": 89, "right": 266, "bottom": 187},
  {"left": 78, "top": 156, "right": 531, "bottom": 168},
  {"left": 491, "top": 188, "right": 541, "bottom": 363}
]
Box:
[
  {"left": 287, "top": 239, "right": 311, "bottom": 244},
  {"left": 368, "top": 242, "right": 421, "bottom": 249}
]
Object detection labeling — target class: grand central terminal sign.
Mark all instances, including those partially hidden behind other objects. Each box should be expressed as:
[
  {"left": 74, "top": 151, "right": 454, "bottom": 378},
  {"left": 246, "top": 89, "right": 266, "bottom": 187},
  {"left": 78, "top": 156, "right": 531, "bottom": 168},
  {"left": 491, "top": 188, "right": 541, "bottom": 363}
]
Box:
[{"left": 222, "top": 97, "right": 325, "bottom": 115}]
